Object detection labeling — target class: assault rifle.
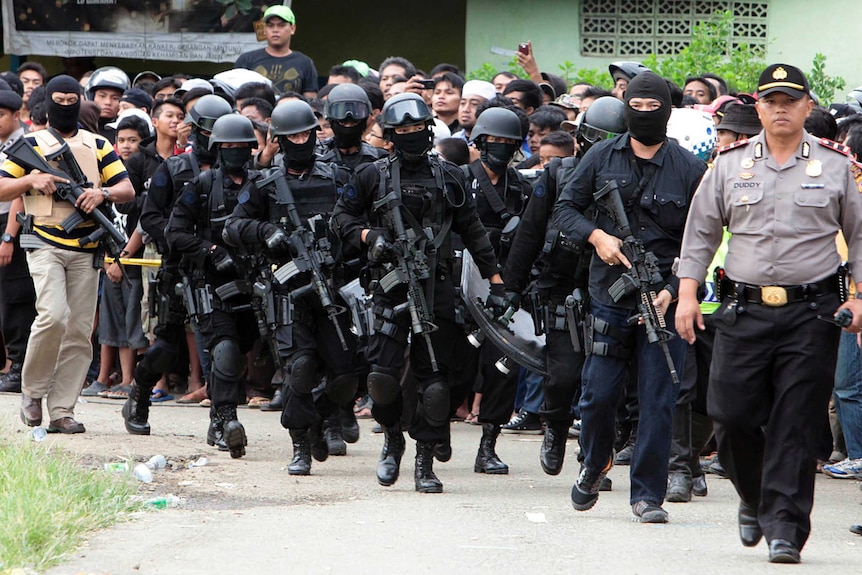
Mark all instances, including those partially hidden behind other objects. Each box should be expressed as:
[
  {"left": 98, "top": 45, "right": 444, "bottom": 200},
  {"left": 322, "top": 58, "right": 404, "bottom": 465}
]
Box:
[
  {"left": 5, "top": 137, "right": 129, "bottom": 284},
  {"left": 593, "top": 180, "right": 679, "bottom": 384},
  {"left": 371, "top": 190, "right": 439, "bottom": 372},
  {"left": 268, "top": 174, "right": 348, "bottom": 351}
]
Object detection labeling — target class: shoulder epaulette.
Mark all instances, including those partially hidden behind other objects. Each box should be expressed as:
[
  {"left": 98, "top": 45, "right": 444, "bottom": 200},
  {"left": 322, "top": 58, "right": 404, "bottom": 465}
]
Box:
[
  {"left": 716, "top": 138, "right": 749, "bottom": 155},
  {"left": 818, "top": 137, "right": 852, "bottom": 157}
]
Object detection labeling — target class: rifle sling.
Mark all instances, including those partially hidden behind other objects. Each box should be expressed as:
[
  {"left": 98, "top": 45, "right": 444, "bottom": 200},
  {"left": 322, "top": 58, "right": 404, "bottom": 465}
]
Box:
[{"left": 468, "top": 161, "right": 510, "bottom": 219}]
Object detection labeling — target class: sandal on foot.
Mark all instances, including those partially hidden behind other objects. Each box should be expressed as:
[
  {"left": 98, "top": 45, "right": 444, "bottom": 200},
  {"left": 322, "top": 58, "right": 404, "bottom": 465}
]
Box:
[
  {"left": 150, "top": 389, "right": 174, "bottom": 402},
  {"left": 106, "top": 384, "right": 133, "bottom": 399},
  {"left": 177, "top": 387, "right": 208, "bottom": 404}
]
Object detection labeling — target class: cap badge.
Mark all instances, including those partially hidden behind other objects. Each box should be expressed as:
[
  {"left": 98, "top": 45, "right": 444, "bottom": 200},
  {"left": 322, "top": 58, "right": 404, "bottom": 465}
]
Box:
[
  {"left": 773, "top": 67, "right": 788, "bottom": 80},
  {"left": 741, "top": 157, "right": 754, "bottom": 169},
  {"left": 806, "top": 160, "right": 822, "bottom": 177}
]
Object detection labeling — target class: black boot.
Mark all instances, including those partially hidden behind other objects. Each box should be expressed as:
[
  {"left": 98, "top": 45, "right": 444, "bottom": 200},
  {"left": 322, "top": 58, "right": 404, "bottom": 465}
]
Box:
[
  {"left": 474, "top": 423, "right": 509, "bottom": 474},
  {"left": 260, "top": 385, "right": 284, "bottom": 412},
  {"left": 0, "top": 363, "right": 22, "bottom": 392},
  {"left": 309, "top": 417, "right": 329, "bottom": 462},
  {"left": 288, "top": 429, "right": 312, "bottom": 475},
  {"left": 323, "top": 414, "right": 347, "bottom": 456},
  {"left": 207, "top": 406, "right": 228, "bottom": 451},
  {"left": 377, "top": 424, "right": 405, "bottom": 486},
  {"left": 415, "top": 441, "right": 443, "bottom": 493},
  {"left": 667, "top": 403, "right": 693, "bottom": 502},
  {"left": 122, "top": 382, "right": 151, "bottom": 436},
  {"left": 216, "top": 404, "right": 247, "bottom": 459},
  {"left": 541, "top": 424, "right": 568, "bottom": 475},
  {"left": 339, "top": 404, "right": 360, "bottom": 443}
]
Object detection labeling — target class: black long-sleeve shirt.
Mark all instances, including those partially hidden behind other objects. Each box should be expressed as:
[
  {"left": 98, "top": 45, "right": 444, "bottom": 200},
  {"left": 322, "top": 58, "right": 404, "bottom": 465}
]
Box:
[{"left": 553, "top": 134, "right": 706, "bottom": 307}]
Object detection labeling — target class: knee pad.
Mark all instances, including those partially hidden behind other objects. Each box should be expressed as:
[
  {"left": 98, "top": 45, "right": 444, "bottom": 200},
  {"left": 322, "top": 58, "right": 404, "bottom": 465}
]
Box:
[
  {"left": 288, "top": 353, "right": 318, "bottom": 395},
  {"left": 135, "top": 340, "right": 177, "bottom": 384},
  {"left": 367, "top": 366, "right": 400, "bottom": 406},
  {"left": 422, "top": 379, "right": 449, "bottom": 427},
  {"left": 326, "top": 373, "right": 358, "bottom": 406},
  {"left": 210, "top": 339, "right": 245, "bottom": 384}
]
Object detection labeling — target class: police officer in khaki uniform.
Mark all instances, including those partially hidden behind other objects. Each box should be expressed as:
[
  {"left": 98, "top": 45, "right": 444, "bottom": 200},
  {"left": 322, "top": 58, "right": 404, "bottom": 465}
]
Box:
[{"left": 676, "top": 63, "right": 862, "bottom": 564}]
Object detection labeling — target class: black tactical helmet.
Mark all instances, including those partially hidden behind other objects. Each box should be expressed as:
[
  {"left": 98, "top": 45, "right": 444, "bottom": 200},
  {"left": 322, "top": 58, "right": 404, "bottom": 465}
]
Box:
[
  {"left": 577, "top": 96, "right": 625, "bottom": 152},
  {"left": 469, "top": 107, "right": 522, "bottom": 143},
  {"left": 185, "top": 94, "right": 233, "bottom": 131},
  {"left": 608, "top": 61, "right": 650, "bottom": 83},
  {"left": 379, "top": 93, "right": 433, "bottom": 130},
  {"left": 208, "top": 114, "right": 258, "bottom": 149},
  {"left": 325, "top": 84, "right": 371, "bottom": 121},
  {"left": 85, "top": 66, "right": 131, "bottom": 101},
  {"left": 270, "top": 99, "right": 320, "bottom": 137}
]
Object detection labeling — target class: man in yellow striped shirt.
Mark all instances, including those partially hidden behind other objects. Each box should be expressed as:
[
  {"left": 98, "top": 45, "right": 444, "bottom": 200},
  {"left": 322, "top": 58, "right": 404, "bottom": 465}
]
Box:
[{"left": 0, "top": 75, "right": 133, "bottom": 434}]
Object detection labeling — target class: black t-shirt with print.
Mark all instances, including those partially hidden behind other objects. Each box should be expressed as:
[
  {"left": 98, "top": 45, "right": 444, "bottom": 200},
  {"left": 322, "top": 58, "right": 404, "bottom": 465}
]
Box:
[{"left": 235, "top": 48, "right": 318, "bottom": 94}]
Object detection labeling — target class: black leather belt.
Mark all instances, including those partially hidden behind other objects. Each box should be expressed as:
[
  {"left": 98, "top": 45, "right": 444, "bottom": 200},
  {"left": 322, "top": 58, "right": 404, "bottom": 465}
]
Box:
[{"left": 735, "top": 276, "right": 837, "bottom": 307}]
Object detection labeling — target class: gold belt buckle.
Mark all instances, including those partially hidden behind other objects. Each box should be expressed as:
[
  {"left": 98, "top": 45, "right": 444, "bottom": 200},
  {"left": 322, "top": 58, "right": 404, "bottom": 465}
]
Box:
[{"left": 760, "top": 286, "right": 788, "bottom": 307}]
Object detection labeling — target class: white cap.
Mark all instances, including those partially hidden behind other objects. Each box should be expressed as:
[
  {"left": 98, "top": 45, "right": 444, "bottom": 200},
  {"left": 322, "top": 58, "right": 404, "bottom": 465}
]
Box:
[
  {"left": 176, "top": 78, "right": 214, "bottom": 96},
  {"left": 461, "top": 80, "right": 496, "bottom": 102},
  {"left": 213, "top": 69, "right": 272, "bottom": 91},
  {"left": 432, "top": 118, "right": 451, "bottom": 145},
  {"left": 107, "top": 108, "right": 154, "bottom": 135}
]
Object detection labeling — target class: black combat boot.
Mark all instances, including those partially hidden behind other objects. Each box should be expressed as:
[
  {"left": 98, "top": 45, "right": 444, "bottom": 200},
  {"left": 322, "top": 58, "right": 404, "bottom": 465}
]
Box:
[
  {"left": 216, "top": 404, "right": 247, "bottom": 459},
  {"left": 288, "top": 429, "right": 312, "bottom": 475},
  {"left": 339, "top": 404, "right": 360, "bottom": 443},
  {"left": 377, "top": 424, "right": 405, "bottom": 486},
  {"left": 310, "top": 417, "right": 329, "bottom": 462},
  {"left": 474, "top": 423, "right": 509, "bottom": 474},
  {"left": 323, "top": 414, "right": 347, "bottom": 456},
  {"left": 206, "top": 406, "right": 228, "bottom": 451},
  {"left": 0, "top": 363, "right": 22, "bottom": 392},
  {"left": 122, "top": 382, "right": 151, "bottom": 436},
  {"left": 541, "top": 424, "right": 569, "bottom": 475},
  {"left": 415, "top": 441, "right": 443, "bottom": 493}
]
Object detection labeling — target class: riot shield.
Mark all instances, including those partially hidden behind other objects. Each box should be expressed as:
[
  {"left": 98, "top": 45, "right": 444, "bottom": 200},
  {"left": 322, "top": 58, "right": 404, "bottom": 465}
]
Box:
[{"left": 460, "top": 250, "right": 547, "bottom": 376}]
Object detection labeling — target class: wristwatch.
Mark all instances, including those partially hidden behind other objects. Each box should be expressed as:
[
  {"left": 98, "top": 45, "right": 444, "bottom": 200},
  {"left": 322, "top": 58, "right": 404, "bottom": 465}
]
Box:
[
  {"left": 101, "top": 188, "right": 110, "bottom": 201},
  {"left": 1, "top": 233, "right": 14, "bottom": 243}
]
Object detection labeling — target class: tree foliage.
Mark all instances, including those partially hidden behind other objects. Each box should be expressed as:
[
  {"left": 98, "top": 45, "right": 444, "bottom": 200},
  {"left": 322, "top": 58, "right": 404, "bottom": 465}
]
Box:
[{"left": 808, "top": 53, "right": 846, "bottom": 103}]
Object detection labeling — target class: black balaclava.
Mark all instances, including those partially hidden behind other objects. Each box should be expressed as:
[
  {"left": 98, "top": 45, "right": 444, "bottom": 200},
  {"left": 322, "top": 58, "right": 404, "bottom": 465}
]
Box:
[
  {"left": 279, "top": 133, "right": 317, "bottom": 171},
  {"left": 479, "top": 139, "right": 520, "bottom": 174},
  {"left": 46, "top": 75, "right": 81, "bottom": 134},
  {"left": 192, "top": 128, "right": 217, "bottom": 164},
  {"left": 390, "top": 125, "right": 432, "bottom": 162},
  {"left": 624, "top": 71, "right": 672, "bottom": 146},
  {"left": 218, "top": 146, "right": 251, "bottom": 176},
  {"left": 332, "top": 118, "right": 368, "bottom": 149}
]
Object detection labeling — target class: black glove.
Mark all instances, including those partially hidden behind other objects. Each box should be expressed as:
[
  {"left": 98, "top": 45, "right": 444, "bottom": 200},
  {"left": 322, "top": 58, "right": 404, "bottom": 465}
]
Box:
[
  {"left": 263, "top": 227, "right": 291, "bottom": 257},
  {"left": 486, "top": 283, "right": 512, "bottom": 320},
  {"left": 209, "top": 245, "right": 235, "bottom": 273},
  {"left": 366, "top": 229, "right": 394, "bottom": 264}
]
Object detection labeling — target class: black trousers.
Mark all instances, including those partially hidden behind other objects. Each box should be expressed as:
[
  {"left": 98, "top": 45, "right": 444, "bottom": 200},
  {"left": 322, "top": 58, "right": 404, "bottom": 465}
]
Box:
[
  {"left": 278, "top": 295, "right": 357, "bottom": 430},
  {"left": 541, "top": 326, "right": 585, "bottom": 426},
  {"left": 0, "top": 212, "right": 36, "bottom": 364},
  {"left": 367, "top": 292, "right": 460, "bottom": 444},
  {"left": 199, "top": 307, "right": 258, "bottom": 408},
  {"left": 474, "top": 338, "right": 520, "bottom": 426},
  {"left": 708, "top": 293, "right": 840, "bottom": 549}
]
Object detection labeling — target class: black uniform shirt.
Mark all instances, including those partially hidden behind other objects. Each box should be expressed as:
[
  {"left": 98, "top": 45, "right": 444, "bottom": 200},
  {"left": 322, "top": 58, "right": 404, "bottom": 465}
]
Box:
[{"left": 553, "top": 134, "right": 706, "bottom": 307}]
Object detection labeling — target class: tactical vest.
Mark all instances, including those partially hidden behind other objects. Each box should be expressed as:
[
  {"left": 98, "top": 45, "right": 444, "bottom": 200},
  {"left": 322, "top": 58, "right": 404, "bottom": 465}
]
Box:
[
  {"left": 268, "top": 163, "right": 340, "bottom": 225},
  {"left": 24, "top": 130, "right": 101, "bottom": 227},
  {"left": 195, "top": 168, "right": 242, "bottom": 245},
  {"left": 166, "top": 153, "right": 201, "bottom": 206},
  {"left": 463, "top": 162, "right": 527, "bottom": 231},
  {"left": 374, "top": 155, "right": 457, "bottom": 263}
]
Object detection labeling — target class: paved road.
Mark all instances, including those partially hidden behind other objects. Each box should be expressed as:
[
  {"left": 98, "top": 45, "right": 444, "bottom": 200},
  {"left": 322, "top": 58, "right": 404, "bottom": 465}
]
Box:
[{"left": 1, "top": 393, "right": 860, "bottom": 574}]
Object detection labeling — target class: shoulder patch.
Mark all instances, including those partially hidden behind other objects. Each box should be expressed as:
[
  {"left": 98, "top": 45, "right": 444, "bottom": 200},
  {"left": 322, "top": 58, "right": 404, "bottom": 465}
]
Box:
[
  {"left": 716, "top": 138, "right": 749, "bottom": 155},
  {"left": 818, "top": 137, "right": 852, "bottom": 157},
  {"left": 152, "top": 170, "right": 168, "bottom": 188},
  {"left": 238, "top": 190, "right": 250, "bottom": 204},
  {"left": 343, "top": 183, "right": 357, "bottom": 198},
  {"left": 181, "top": 189, "right": 197, "bottom": 206},
  {"left": 533, "top": 183, "right": 545, "bottom": 198}
]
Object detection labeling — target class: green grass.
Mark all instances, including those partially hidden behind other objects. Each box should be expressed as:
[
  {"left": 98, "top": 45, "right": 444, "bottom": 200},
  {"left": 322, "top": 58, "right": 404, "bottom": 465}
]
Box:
[{"left": 0, "top": 435, "right": 142, "bottom": 572}]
